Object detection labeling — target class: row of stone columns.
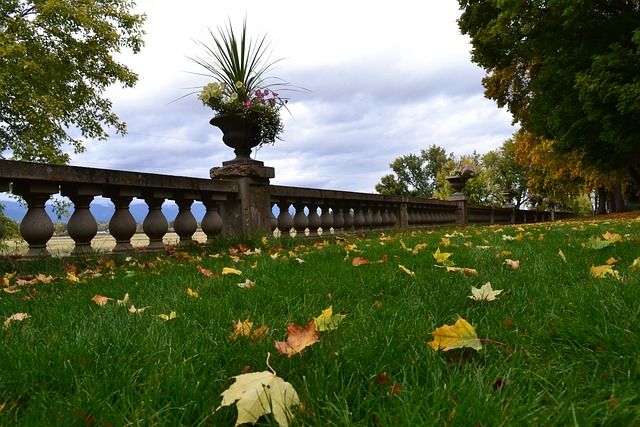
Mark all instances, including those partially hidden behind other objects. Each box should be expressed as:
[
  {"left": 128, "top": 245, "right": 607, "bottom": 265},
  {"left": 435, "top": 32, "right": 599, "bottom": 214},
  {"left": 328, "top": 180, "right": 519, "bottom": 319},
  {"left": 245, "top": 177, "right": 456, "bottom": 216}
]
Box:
[
  {"left": 6, "top": 183, "right": 225, "bottom": 259},
  {"left": 271, "top": 200, "right": 399, "bottom": 236}
]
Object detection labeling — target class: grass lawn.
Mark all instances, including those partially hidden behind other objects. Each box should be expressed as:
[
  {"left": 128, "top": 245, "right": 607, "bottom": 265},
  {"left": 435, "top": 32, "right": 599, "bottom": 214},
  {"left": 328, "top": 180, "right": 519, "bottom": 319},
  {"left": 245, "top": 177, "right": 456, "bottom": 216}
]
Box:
[{"left": 1, "top": 214, "right": 640, "bottom": 426}]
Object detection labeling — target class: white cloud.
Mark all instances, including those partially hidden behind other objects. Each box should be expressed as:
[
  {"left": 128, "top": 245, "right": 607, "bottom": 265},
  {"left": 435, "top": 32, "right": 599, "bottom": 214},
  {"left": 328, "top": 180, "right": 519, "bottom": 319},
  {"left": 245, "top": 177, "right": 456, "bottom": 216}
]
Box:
[{"left": 69, "top": 0, "right": 517, "bottom": 193}]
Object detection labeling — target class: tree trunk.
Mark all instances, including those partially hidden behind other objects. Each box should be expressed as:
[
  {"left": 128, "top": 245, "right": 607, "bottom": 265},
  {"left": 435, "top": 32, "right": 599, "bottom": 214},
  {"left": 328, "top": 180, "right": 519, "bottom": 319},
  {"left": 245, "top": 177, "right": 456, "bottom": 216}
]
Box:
[
  {"left": 596, "top": 187, "right": 607, "bottom": 215},
  {"left": 611, "top": 181, "right": 624, "bottom": 212}
]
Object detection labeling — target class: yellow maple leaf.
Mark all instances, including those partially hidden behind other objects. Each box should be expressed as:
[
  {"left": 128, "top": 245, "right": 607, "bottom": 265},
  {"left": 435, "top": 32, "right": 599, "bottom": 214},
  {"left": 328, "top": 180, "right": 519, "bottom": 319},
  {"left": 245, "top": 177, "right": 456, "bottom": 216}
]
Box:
[
  {"left": 496, "top": 250, "right": 512, "bottom": 258},
  {"left": 433, "top": 247, "right": 453, "bottom": 265},
  {"left": 274, "top": 321, "right": 319, "bottom": 357},
  {"left": 602, "top": 231, "right": 623, "bottom": 242},
  {"left": 313, "top": 306, "right": 347, "bottom": 331},
  {"left": 222, "top": 267, "right": 243, "bottom": 276},
  {"left": 590, "top": 264, "right": 621, "bottom": 279},
  {"left": 217, "top": 370, "right": 300, "bottom": 427},
  {"left": 158, "top": 311, "right": 178, "bottom": 321},
  {"left": 630, "top": 257, "right": 640, "bottom": 272},
  {"left": 187, "top": 288, "right": 200, "bottom": 298},
  {"left": 440, "top": 237, "right": 451, "bottom": 247},
  {"left": 229, "top": 317, "right": 254, "bottom": 340},
  {"left": 428, "top": 315, "right": 483, "bottom": 352}
]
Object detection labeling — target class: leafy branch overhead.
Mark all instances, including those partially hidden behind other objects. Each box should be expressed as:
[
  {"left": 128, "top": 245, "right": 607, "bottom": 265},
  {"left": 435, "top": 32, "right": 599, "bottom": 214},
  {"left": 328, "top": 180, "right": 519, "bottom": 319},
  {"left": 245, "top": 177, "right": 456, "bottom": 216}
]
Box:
[{"left": 1, "top": 0, "right": 146, "bottom": 163}]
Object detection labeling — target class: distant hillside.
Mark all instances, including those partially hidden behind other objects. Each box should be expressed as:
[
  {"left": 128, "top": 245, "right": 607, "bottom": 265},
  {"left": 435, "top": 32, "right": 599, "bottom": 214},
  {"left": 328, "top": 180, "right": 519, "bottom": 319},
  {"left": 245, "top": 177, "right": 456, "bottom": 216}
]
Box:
[{"left": 1, "top": 200, "right": 206, "bottom": 223}]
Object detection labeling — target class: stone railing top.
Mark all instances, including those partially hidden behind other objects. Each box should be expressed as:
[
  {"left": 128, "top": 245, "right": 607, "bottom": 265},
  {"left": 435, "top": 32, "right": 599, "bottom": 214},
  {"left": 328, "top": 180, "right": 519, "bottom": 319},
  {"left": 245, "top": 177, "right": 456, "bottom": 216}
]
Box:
[
  {"left": 0, "top": 160, "right": 238, "bottom": 196},
  {"left": 270, "top": 185, "right": 459, "bottom": 206}
]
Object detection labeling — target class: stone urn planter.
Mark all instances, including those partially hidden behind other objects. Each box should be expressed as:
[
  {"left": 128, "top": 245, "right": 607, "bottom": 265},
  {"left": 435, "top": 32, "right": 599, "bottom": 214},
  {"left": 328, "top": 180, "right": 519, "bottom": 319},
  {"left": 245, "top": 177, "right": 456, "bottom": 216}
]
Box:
[
  {"left": 210, "top": 113, "right": 261, "bottom": 164},
  {"left": 445, "top": 175, "right": 469, "bottom": 196}
]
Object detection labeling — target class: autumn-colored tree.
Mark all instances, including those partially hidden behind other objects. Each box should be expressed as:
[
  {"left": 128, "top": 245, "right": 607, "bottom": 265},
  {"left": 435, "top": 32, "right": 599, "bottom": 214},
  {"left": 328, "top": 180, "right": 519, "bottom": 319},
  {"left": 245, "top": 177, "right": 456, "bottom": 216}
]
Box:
[
  {"left": 513, "top": 130, "right": 615, "bottom": 214},
  {"left": 457, "top": 0, "right": 640, "bottom": 187},
  {"left": 1, "top": 0, "right": 146, "bottom": 164}
]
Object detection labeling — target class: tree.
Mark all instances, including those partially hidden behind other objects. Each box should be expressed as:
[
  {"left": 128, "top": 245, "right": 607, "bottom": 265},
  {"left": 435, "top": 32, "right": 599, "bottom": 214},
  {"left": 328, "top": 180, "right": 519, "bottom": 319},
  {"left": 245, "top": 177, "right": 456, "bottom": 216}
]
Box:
[
  {"left": 434, "top": 153, "right": 493, "bottom": 205},
  {"left": 375, "top": 145, "right": 451, "bottom": 198},
  {"left": 1, "top": 0, "right": 146, "bottom": 164},
  {"left": 482, "top": 138, "right": 529, "bottom": 208},
  {"left": 457, "top": 0, "right": 640, "bottom": 186}
]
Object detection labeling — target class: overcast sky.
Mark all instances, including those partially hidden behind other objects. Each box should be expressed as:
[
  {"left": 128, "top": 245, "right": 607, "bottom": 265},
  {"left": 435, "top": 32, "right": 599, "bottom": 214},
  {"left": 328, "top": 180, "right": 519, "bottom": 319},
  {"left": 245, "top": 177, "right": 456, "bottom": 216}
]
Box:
[{"left": 69, "top": 0, "right": 517, "bottom": 194}]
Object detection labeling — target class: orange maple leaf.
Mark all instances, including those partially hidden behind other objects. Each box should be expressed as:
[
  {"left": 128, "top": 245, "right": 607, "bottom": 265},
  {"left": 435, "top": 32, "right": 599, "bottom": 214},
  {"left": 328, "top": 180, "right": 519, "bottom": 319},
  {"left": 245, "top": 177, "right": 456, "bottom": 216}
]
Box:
[
  {"left": 352, "top": 257, "right": 370, "bottom": 266},
  {"left": 275, "top": 321, "right": 319, "bottom": 357},
  {"left": 91, "top": 294, "right": 113, "bottom": 307},
  {"left": 197, "top": 265, "right": 215, "bottom": 277}
]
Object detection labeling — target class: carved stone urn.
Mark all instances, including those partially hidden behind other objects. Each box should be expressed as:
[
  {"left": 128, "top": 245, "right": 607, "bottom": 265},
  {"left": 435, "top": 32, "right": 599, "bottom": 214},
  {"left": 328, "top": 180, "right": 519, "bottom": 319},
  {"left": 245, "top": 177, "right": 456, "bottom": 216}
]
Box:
[
  {"left": 210, "top": 113, "right": 261, "bottom": 164},
  {"left": 445, "top": 175, "right": 469, "bottom": 196}
]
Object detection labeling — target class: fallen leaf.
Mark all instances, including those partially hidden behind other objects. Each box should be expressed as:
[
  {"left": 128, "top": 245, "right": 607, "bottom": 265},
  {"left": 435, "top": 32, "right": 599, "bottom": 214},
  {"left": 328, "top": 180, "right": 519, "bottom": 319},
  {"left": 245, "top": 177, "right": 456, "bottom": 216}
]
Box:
[
  {"left": 496, "top": 250, "right": 512, "bottom": 257},
  {"left": 352, "top": 257, "right": 370, "bottom": 267},
  {"left": 217, "top": 370, "right": 300, "bottom": 427},
  {"left": 91, "top": 294, "right": 113, "bottom": 307},
  {"left": 428, "top": 315, "right": 483, "bottom": 352},
  {"left": 469, "top": 282, "right": 503, "bottom": 301},
  {"left": 197, "top": 265, "right": 215, "bottom": 277},
  {"left": 602, "top": 231, "right": 623, "bottom": 242},
  {"left": 398, "top": 264, "right": 415, "bottom": 276},
  {"left": 237, "top": 279, "right": 256, "bottom": 289},
  {"left": 3, "top": 312, "right": 31, "bottom": 329},
  {"left": 275, "top": 321, "right": 319, "bottom": 357},
  {"left": 586, "top": 236, "right": 613, "bottom": 249},
  {"left": 630, "top": 257, "right": 640, "bottom": 272},
  {"left": 117, "top": 293, "right": 130, "bottom": 306},
  {"left": 313, "top": 306, "right": 347, "bottom": 331},
  {"left": 558, "top": 249, "right": 567, "bottom": 263},
  {"left": 158, "top": 311, "right": 178, "bottom": 321},
  {"left": 605, "top": 257, "right": 618, "bottom": 265},
  {"left": 222, "top": 267, "right": 243, "bottom": 276},
  {"left": 128, "top": 305, "right": 148, "bottom": 314},
  {"left": 436, "top": 266, "right": 479, "bottom": 276},
  {"left": 502, "top": 235, "right": 515, "bottom": 242},
  {"left": 187, "top": 288, "right": 200, "bottom": 298},
  {"left": 433, "top": 247, "right": 453, "bottom": 265},
  {"left": 229, "top": 317, "right": 254, "bottom": 340},
  {"left": 504, "top": 259, "right": 520, "bottom": 269},
  {"left": 295, "top": 258, "right": 305, "bottom": 264},
  {"left": 590, "top": 264, "right": 621, "bottom": 279}
]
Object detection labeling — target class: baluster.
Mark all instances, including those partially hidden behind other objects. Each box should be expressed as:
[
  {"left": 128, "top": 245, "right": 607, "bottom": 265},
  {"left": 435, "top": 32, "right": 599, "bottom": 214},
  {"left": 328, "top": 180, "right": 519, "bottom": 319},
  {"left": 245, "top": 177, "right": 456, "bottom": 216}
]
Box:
[
  {"left": 66, "top": 194, "right": 98, "bottom": 255},
  {"left": 174, "top": 198, "right": 197, "bottom": 246},
  {"left": 143, "top": 197, "right": 168, "bottom": 251},
  {"left": 331, "top": 206, "right": 343, "bottom": 232},
  {"left": 307, "top": 203, "right": 321, "bottom": 237},
  {"left": 107, "top": 196, "right": 137, "bottom": 253},
  {"left": 380, "top": 208, "right": 390, "bottom": 228},
  {"left": 270, "top": 202, "right": 279, "bottom": 232},
  {"left": 388, "top": 209, "right": 398, "bottom": 227},
  {"left": 276, "top": 201, "right": 294, "bottom": 237},
  {"left": 353, "top": 207, "right": 365, "bottom": 231},
  {"left": 371, "top": 208, "right": 383, "bottom": 229},
  {"left": 320, "top": 206, "right": 334, "bottom": 236},
  {"left": 343, "top": 207, "right": 354, "bottom": 230},
  {"left": 12, "top": 182, "right": 58, "bottom": 258},
  {"left": 201, "top": 199, "right": 223, "bottom": 245},
  {"left": 363, "top": 208, "right": 373, "bottom": 230},
  {"left": 293, "top": 203, "right": 309, "bottom": 237}
]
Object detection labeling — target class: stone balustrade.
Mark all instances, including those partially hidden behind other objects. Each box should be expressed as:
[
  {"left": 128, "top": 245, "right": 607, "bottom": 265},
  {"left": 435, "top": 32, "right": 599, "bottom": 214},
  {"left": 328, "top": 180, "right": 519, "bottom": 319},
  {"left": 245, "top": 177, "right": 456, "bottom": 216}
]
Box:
[{"left": 1, "top": 159, "right": 572, "bottom": 259}]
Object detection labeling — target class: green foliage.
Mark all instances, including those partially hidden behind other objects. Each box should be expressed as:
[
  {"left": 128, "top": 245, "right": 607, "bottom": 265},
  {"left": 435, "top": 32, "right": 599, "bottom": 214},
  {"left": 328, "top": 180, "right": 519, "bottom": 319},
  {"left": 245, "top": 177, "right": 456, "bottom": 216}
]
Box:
[
  {"left": 0, "top": 0, "right": 146, "bottom": 164},
  {"left": 457, "top": 0, "right": 640, "bottom": 180},
  {"left": 482, "top": 138, "right": 530, "bottom": 207},
  {"left": 375, "top": 144, "right": 452, "bottom": 198}
]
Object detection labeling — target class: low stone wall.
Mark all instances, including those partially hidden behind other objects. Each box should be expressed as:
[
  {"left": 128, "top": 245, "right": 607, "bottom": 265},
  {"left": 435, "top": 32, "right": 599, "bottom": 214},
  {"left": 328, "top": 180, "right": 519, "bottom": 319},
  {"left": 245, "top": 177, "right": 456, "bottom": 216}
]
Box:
[{"left": 0, "top": 159, "right": 572, "bottom": 258}]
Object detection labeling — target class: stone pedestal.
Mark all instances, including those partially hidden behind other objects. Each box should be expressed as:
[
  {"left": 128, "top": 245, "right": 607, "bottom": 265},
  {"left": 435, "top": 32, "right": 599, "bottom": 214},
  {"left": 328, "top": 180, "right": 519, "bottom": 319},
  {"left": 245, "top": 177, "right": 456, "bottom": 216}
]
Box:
[{"left": 210, "top": 161, "right": 275, "bottom": 237}]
